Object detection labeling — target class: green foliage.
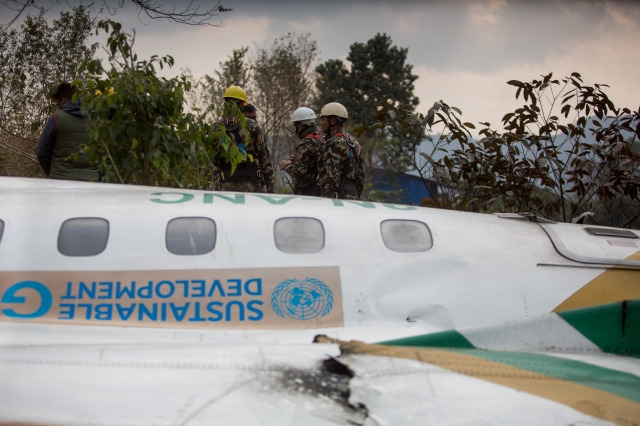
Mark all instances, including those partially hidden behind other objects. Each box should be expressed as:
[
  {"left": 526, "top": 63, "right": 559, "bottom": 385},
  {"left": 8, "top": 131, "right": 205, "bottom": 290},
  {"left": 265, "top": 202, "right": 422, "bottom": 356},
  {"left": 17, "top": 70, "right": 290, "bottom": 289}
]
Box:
[
  {"left": 374, "top": 72, "right": 640, "bottom": 228},
  {"left": 0, "top": 6, "right": 96, "bottom": 176},
  {"left": 316, "top": 33, "right": 418, "bottom": 126},
  {"left": 374, "top": 99, "right": 475, "bottom": 209},
  {"left": 0, "top": 6, "right": 96, "bottom": 135},
  {"left": 490, "top": 72, "right": 639, "bottom": 222},
  {"left": 216, "top": 99, "right": 252, "bottom": 167},
  {"left": 76, "top": 20, "right": 244, "bottom": 188}
]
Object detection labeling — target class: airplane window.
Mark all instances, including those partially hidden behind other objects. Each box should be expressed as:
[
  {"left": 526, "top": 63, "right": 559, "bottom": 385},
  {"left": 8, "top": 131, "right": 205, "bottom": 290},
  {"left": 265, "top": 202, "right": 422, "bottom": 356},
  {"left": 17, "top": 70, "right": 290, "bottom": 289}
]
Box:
[
  {"left": 0, "top": 219, "right": 4, "bottom": 244},
  {"left": 381, "top": 219, "right": 432, "bottom": 252},
  {"left": 58, "top": 218, "right": 109, "bottom": 257},
  {"left": 166, "top": 217, "right": 216, "bottom": 255},
  {"left": 274, "top": 217, "right": 324, "bottom": 254}
]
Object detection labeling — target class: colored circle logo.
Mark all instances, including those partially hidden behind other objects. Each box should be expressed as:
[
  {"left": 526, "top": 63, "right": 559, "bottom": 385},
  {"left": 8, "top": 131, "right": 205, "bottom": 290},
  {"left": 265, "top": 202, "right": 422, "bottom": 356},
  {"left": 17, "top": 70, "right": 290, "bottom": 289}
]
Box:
[{"left": 271, "top": 278, "right": 334, "bottom": 321}]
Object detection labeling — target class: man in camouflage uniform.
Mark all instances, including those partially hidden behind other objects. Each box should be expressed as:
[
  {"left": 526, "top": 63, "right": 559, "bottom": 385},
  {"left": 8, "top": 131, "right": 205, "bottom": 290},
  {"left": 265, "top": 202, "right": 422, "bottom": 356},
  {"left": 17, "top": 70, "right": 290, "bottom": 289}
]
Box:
[
  {"left": 214, "top": 86, "right": 274, "bottom": 193},
  {"left": 278, "top": 107, "right": 324, "bottom": 196},
  {"left": 318, "top": 102, "right": 365, "bottom": 199},
  {"left": 242, "top": 103, "right": 270, "bottom": 192}
]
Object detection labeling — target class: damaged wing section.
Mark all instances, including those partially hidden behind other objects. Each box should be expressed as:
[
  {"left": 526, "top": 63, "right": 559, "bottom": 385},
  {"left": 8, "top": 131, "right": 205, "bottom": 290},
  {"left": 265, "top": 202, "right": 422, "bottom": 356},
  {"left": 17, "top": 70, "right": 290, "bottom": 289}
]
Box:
[
  {"left": 318, "top": 300, "right": 640, "bottom": 426},
  {"left": 1, "top": 302, "right": 638, "bottom": 425},
  {"left": 0, "top": 342, "right": 367, "bottom": 425}
]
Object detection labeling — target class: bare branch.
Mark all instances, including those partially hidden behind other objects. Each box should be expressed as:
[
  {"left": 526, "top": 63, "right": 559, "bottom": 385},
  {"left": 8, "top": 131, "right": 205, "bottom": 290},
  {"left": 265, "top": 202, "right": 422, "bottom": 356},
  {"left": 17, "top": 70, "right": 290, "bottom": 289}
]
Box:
[
  {"left": 127, "top": 0, "right": 229, "bottom": 26},
  {"left": 1, "top": 0, "right": 36, "bottom": 28},
  {"left": 1, "top": 0, "right": 230, "bottom": 27}
]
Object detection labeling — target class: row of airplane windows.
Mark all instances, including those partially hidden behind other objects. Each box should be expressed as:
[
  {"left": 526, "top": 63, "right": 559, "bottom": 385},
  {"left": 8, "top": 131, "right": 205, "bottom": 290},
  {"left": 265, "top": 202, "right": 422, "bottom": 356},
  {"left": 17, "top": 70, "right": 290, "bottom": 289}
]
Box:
[{"left": 0, "top": 217, "right": 433, "bottom": 257}]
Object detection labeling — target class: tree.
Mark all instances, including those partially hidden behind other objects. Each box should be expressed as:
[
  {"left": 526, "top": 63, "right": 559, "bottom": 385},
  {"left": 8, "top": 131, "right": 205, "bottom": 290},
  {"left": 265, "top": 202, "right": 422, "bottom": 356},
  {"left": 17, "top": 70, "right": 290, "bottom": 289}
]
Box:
[
  {"left": 0, "top": 6, "right": 97, "bottom": 176},
  {"left": 201, "top": 46, "right": 251, "bottom": 120},
  {"left": 1, "top": 0, "right": 230, "bottom": 28},
  {"left": 250, "top": 32, "right": 318, "bottom": 191},
  {"left": 200, "top": 33, "right": 319, "bottom": 192},
  {"left": 374, "top": 72, "right": 640, "bottom": 228},
  {"left": 77, "top": 20, "right": 244, "bottom": 188},
  {"left": 314, "top": 33, "right": 420, "bottom": 199}
]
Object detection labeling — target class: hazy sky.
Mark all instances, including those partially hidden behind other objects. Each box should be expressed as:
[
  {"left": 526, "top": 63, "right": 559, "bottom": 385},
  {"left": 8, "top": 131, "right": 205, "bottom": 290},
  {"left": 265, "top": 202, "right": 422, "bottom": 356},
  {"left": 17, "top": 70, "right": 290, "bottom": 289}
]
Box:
[{"left": 3, "top": 0, "right": 639, "bottom": 131}]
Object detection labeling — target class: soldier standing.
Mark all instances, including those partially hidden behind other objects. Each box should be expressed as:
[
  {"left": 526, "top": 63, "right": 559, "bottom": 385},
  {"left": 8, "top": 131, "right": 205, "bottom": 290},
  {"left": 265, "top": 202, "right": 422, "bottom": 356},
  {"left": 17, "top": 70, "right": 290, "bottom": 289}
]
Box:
[
  {"left": 278, "top": 107, "right": 325, "bottom": 196},
  {"left": 214, "top": 86, "right": 275, "bottom": 193},
  {"left": 318, "top": 102, "right": 365, "bottom": 199}
]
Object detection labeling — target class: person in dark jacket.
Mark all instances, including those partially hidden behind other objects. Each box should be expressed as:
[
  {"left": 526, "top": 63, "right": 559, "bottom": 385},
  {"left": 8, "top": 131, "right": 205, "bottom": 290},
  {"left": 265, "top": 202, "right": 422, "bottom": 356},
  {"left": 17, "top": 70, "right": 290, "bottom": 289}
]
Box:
[{"left": 36, "top": 82, "right": 99, "bottom": 181}]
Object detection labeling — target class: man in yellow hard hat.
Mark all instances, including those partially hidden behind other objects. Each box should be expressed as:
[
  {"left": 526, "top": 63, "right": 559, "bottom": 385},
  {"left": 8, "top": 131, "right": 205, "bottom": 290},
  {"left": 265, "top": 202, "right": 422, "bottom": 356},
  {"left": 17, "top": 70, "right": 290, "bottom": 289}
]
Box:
[{"left": 213, "top": 86, "right": 274, "bottom": 193}]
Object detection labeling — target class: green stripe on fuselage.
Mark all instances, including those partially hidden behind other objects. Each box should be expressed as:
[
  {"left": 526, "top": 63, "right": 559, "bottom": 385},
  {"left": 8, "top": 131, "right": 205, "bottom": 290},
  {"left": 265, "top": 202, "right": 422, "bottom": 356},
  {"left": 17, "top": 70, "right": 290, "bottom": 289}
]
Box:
[
  {"left": 557, "top": 300, "right": 640, "bottom": 357},
  {"left": 380, "top": 330, "right": 474, "bottom": 348},
  {"left": 448, "top": 347, "right": 640, "bottom": 404}
]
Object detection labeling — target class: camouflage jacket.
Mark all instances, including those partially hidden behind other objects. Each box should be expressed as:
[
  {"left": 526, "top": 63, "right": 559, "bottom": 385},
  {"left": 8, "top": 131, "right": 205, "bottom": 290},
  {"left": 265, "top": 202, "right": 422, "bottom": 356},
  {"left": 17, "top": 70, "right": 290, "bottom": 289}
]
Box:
[
  {"left": 246, "top": 118, "right": 275, "bottom": 193},
  {"left": 213, "top": 116, "right": 275, "bottom": 193},
  {"left": 284, "top": 128, "right": 325, "bottom": 194},
  {"left": 319, "top": 130, "right": 365, "bottom": 199}
]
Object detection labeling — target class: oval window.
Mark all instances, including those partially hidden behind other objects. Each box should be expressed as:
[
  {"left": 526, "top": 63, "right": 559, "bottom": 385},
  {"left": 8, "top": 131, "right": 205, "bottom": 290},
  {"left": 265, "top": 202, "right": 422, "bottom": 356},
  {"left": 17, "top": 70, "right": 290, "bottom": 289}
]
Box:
[
  {"left": 166, "top": 217, "right": 216, "bottom": 255},
  {"left": 58, "top": 218, "right": 109, "bottom": 257},
  {"left": 381, "top": 219, "right": 432, "bottom": 252},
  {"left": 274, "top": 217, "right": 324, "bottom": 254}
]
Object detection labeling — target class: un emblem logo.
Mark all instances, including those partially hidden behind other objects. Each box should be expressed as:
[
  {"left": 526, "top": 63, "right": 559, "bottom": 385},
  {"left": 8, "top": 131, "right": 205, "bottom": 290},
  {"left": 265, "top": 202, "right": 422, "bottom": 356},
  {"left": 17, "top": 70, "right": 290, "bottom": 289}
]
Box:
[{"left": 271, "top": 278, "right": 334, "bottom": 321}]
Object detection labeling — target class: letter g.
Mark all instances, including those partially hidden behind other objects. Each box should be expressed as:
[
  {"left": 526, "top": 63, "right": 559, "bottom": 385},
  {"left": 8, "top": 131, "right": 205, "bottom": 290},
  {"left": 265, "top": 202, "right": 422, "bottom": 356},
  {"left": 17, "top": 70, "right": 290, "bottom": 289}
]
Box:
[{"left": 1, "top": 281, "right": 52, "bottom": 318}]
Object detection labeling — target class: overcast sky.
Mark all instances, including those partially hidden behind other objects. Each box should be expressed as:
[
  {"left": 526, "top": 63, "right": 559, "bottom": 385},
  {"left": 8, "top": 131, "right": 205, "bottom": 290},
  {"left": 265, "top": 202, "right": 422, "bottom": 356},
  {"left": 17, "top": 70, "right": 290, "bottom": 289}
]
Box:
[{"left": 3, "top": 0, "right": 640, "bottom": 131}]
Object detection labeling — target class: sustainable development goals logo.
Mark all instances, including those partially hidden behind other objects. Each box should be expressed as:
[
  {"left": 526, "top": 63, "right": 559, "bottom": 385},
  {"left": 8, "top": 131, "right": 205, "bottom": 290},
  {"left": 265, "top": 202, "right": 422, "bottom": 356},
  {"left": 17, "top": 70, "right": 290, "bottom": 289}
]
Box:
[
  {"left": 271, "top": 278, "right": 334, "bottom": 321},
  {"left": 0, "top": 267, "right": 343, "bottom": 329}
]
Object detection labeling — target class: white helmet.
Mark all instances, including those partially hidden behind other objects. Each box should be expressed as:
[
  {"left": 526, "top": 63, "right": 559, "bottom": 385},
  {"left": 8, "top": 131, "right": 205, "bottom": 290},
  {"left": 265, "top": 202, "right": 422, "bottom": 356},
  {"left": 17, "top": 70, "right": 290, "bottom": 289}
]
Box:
[
  {"left": 320, "top": 102, "right": 348, "bottom": 120},
  {"left": 291, "top": 107, "right": 317, "bottom": 125}
]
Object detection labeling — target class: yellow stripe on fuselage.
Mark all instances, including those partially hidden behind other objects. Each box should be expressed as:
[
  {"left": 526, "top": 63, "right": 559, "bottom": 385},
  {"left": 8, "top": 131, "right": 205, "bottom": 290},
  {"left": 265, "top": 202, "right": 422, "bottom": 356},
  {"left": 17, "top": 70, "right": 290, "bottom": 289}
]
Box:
[
  {"left": 553, "top": 250, "right": 640, "bottom": 312},
  {"left": 331, "top": 339, "right": 640, "bottom": 425}
]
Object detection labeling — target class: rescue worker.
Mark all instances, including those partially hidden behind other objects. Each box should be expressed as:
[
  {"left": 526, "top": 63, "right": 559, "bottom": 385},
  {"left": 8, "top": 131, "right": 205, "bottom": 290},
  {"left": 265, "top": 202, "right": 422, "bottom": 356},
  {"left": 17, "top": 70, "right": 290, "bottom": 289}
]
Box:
[
  {"left": 36, "top": 82, "right": 99, "bottom": 181},
  {"left": 214, "top": 86, "right": 274, "bottom": 193},
  {"left": 241, "top": 102, "right": 271, "bottom": 191},
  {"left": 318, "top": 102, "right": 365, "bottom": 199},
  {"left": 278, "top": 107, "right": 325, "bottom": 196}
]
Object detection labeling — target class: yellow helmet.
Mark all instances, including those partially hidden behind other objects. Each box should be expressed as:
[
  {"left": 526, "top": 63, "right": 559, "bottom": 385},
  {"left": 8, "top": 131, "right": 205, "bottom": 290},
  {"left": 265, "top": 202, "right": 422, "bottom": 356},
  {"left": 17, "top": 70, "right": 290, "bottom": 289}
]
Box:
[{"left": 223, "top": 85, "right": 248, "bottom": 106}]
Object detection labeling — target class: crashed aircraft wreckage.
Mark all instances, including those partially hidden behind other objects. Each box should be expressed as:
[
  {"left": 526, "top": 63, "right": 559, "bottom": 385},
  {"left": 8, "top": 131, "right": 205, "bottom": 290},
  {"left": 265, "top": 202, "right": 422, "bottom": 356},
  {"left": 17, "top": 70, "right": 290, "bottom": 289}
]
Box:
[{"left": 1, "top": 177, "right": 639, "bottom": 424}]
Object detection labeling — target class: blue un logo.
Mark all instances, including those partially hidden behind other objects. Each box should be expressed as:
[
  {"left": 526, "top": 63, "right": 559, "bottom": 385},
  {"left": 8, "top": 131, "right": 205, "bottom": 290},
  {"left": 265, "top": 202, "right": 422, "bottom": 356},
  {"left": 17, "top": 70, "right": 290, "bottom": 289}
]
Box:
[{"left": 271, "top": 278, "right": 334, "bottom": 321}]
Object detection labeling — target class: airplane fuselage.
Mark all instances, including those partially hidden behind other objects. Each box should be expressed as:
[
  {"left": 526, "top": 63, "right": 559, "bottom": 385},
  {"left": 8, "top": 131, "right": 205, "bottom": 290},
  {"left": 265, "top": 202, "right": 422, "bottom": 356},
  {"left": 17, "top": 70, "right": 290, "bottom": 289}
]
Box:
[{"left": 1, "top": 177, "right": 639, "bottom": 344}]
